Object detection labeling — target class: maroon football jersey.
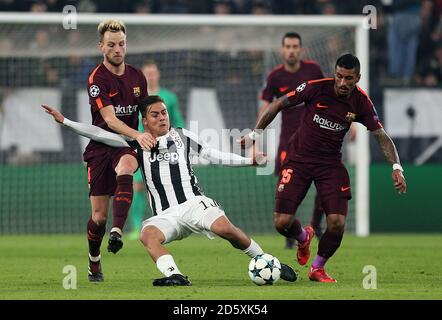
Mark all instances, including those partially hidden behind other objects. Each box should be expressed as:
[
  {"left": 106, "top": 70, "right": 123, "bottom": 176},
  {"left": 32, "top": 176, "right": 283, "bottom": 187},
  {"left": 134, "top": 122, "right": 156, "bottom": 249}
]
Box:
[
  {"left": 260, "top": 60, "right": 324, "bottom": 140},
  {"left": 284, "top": 78, "right": 383, "bottom": 164},
  {"left": 84, "top": 63, "right": 147, "bottom": 160}
]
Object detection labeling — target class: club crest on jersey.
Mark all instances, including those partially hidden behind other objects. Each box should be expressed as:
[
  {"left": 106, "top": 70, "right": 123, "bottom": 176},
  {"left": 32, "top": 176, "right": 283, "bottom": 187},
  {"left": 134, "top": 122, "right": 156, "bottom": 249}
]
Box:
[
  {"left": 296, "top": 82, "right": 306, "bottom": 92},
  {"left": 133, "top": 86, "right": 141, "bottom": 97},
  {"left": 89, "top": 85, "right": 100, "bottom": 97},
  {"left": 278, "top": 184, "right": 285, "bottom": 192},
  {"left": 170, "top": 130, "right": 184, "bottom": 149},
  {"left": 345, "top": 112, "right": 356, "bottom": 122}
]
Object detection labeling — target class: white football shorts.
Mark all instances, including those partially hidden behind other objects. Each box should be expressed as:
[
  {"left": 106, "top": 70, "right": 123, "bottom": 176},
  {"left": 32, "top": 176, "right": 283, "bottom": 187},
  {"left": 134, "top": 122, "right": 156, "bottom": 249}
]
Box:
[{"left": 141, "top": 195, "right": 226, "bottom": 244}]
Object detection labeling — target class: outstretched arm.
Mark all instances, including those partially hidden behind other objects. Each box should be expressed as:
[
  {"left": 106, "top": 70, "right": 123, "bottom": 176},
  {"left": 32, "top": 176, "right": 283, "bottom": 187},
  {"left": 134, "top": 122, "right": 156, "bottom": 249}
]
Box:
[
  {"left": 179, "top": 127, "right": 266, "bottom": 166},
  {"left": 372, "top": 128, "right": 407, "bottom": 194},
  {"left": 42, "top": 105, "right": 130, "bottom": 148},
  {"left": 199, "top": 147, "right": 267, "bottom": 167}
]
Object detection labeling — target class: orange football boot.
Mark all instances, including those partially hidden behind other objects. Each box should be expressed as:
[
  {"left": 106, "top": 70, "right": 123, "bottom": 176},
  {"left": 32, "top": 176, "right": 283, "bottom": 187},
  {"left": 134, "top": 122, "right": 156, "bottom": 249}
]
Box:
[
  {"left": 308, "top": 266, "right": 337, "bottom": 283},
  {"left": 296, "top": 226, "right": 314, "bottom": 266}
]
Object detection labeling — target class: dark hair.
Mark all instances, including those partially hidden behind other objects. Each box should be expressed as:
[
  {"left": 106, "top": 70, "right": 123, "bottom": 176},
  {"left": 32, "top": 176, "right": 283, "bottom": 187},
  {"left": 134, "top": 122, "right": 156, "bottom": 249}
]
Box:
[
  {"left": 139, "top": 95, "right": 165, "bottom": 117},
  {"left": 282, "top": 32, "right": 302, "bottom": 46},
  {"left": 335, "top": 54, "right": 360, "bottom": 74}
]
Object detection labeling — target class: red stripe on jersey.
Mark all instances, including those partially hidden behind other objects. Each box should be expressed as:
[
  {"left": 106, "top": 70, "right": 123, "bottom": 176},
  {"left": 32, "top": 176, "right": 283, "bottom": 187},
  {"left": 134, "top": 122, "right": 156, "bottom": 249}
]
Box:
[
  {"left": 308, "top": 77, "right": 334, "bottom": 84},
  {"left": 280, "top": 150, "right": 287, "bottom": 165},
  {"left": 96, "top": 98, "right": 104, "bottom": 109},
  {"left": 286, "top": 91, "right": 296, "bottom": 97},
  {"left": 356, "top": 86, "right": 374, "bottom": 105},
  {"left": 88, "top": 65, "right": 101, "bottom": 85},
  {"left": 303, "top": 60, "right": 319, "bottom": 65}
]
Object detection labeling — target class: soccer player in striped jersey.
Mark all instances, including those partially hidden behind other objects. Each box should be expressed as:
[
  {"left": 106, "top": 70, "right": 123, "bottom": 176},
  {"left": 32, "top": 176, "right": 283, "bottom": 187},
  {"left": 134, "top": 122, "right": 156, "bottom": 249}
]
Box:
[
  {"left": 42, "top": 96, "right": 297, "bottom": 286},
  {"left": 239, "top": 54, "right": 406, "bottom": 282},
  {"left": 127, "top": 61, "right": 185, "bottom": 241}
]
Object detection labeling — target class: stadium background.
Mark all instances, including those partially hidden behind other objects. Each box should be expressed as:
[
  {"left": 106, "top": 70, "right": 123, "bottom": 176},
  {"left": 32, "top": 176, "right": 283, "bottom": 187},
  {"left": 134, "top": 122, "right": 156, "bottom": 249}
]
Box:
[{"left": 0, "top": 0, "right": 441, "bottom": 235}]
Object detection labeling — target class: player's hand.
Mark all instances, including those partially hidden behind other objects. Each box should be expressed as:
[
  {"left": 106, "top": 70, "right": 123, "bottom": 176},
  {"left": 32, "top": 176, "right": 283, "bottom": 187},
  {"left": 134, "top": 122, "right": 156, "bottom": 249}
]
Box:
[
  {"left": 237, "top": 133, "right": 255, "bottom": 149},
  {"left": 136, "top": 132, "right": 156, "bottom": 151},
  {"left": 41, "top": 105, "right": 64, "bottom": 124},
  {"left": 252, "top": 152, "right": 267, "bottom": 166},
  {"left": 392, "top": 169, "right": 406, "bottom": 194}
]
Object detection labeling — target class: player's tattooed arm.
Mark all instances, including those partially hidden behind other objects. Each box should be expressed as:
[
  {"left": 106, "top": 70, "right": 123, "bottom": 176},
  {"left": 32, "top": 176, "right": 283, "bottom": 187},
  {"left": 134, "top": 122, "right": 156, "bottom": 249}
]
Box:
[
  {"left": 372, "top": 128, "right": 407, "bottom": 194},
  {"left": 255, "top": 96, "right": 286, "bottom": 130},
  {"left": 238, "top": 95, "right": 289, "bottom": 148},
  {"left": 372, "top": 128, "right": 400, "bottom": 165}
]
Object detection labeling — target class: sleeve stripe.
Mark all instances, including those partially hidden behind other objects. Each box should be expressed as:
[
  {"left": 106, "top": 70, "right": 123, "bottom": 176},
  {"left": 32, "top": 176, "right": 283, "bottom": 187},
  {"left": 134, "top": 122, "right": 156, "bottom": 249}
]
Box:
[
  {"left": 88, "top": 65, "right": 101, "bottom": 85},
  {"left": 356, "top": 85, "right": 374, "bottom": 105},
  {"left": 307, "top": 77, "right": 334, "bottom": 84},
  {"left": 264, "top": 64, "right": 284, "bottom": 78},
  {"left": 96, "top": 98, "right": 104, "bottom": 109}
]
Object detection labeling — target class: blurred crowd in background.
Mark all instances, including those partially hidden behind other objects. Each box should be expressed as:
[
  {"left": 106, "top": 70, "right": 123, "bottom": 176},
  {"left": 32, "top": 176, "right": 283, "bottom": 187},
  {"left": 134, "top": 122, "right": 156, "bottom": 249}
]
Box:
[
  {"left": 0, "top": 0, "right": 441, "bottom": 90},
  {"left": 0, "top": 1, "right": 441, "bottom": 164}
]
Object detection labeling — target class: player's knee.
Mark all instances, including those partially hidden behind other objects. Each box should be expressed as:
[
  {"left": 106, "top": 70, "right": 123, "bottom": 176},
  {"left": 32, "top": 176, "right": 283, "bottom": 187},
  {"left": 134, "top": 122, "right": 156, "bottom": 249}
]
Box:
[
  {"left": 139, "top": 231, "right": 148, "bottom": 246},
  {"left": 327, "top": 218, "right": 345, "bottom": 234},
  {"left": 91, "top": 213, "right": 107, "bottom": 226},
  {"left": 115, "top": 156, "right": 138, "bottom": 175},
  {"left": 212, "top": 220, "right": 237, "bottom": 240},
  {"left": 115, "top": 165, "right": 135, "bottom": 176},
  {"left": 274, "top": 213, "right": 291, "bottom": 233},
  {"left": 140, "top": 226, "right": 163, "bottom": 248}
]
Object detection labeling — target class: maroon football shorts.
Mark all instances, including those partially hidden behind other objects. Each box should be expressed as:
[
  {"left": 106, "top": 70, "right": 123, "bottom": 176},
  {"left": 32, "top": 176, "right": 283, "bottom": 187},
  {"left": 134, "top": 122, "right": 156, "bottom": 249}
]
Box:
[
  {"left": 274, "top": 160, "right": 351, "bottom": 216},
  {"left": 85, "top": 147, "right": 137, "bottom": 197}
]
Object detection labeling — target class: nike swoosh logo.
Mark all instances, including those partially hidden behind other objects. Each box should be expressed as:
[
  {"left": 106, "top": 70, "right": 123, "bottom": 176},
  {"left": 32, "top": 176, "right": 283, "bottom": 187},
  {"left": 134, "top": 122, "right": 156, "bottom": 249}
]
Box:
[
  {"left": 316, "top": 103, "right": 329, "bottom": 109},
  {"left": 341, "top": 186, "right": 351, "bottom": 192},
  {"left": 109, "top": 91, "right": 119, "bottom": 97}
]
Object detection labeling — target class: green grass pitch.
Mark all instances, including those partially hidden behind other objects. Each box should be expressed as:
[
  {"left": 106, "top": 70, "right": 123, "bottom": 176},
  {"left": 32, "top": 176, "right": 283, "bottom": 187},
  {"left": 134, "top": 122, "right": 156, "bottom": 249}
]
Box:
[{"left": 0, "top": 234, "right": 441, "bottom": 300}]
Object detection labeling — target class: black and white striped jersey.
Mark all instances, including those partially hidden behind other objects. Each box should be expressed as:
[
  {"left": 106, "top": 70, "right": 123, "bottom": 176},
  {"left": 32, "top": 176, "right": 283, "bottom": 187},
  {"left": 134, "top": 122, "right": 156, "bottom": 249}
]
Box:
[
  {"left": 61, "top": 118, "right": 254, "bottom": 215},
  {"left": 134, "top": 128, "right": 204, "bottom": 215}
]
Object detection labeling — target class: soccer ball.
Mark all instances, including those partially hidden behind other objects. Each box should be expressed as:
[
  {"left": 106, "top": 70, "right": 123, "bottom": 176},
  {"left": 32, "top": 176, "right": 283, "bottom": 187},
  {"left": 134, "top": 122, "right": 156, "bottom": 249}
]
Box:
[{"left": 248, "top": 253, "right": 281, "bottom": 285}]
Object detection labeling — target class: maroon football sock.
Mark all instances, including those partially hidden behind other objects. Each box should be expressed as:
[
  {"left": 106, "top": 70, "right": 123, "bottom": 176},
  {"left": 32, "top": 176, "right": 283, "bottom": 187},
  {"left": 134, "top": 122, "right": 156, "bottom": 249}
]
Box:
[
  {"left": 112, "top": 174, "right": 133, "bottom": 231},
  {"left": 279, "top": 218, "right": 305, "bottom": 241},
  {"left": 310, "top": 194, "right": 324, "bottom": 228},
  {"left": 317, "top": 230, "right": 343, "bottom": 259},
  {"left": 87, "top": 217, "right": 106, "bottom": 257}
]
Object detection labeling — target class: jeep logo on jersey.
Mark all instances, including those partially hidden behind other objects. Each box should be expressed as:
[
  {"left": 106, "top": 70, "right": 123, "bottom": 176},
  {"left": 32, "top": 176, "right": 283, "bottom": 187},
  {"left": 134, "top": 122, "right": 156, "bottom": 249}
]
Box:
[
  {"left": 313, "top": 114, "right": 346, "bottom": 132},
  {"left": 114, "top": 104, "right": 138, "bottom": 116},
  {"left": 296, "top": 82, "right": 306, "bottom": 92},
  {"left": 149, "top": 151, "right": 179, "bottom": 163},
  {"left": 89, "top": 85, "right": 100, "bottom": 97}
]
